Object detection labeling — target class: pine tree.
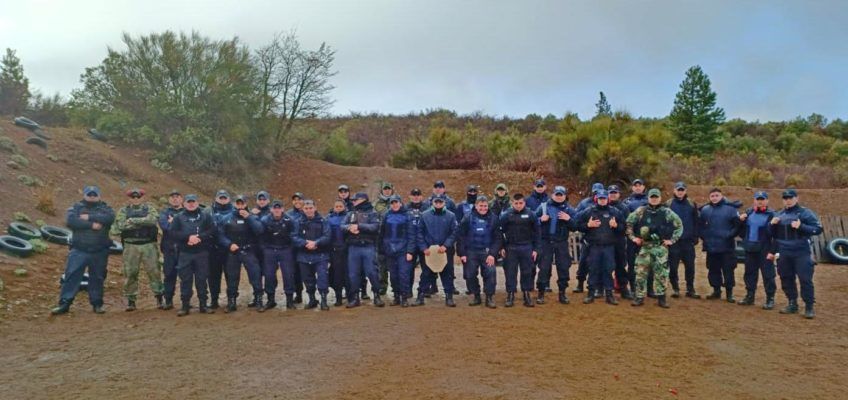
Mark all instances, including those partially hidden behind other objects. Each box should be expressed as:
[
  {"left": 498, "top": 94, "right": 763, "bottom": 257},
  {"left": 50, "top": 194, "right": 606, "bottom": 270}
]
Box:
[
  {"left": 595, "top": 91, "right": 611, "bottom": 118},
  {"left": 0, "top": 48, "right": 31, "bottom": 115},
  {"left": 668, "top": 65, "right": 725, "bottom": 155}
]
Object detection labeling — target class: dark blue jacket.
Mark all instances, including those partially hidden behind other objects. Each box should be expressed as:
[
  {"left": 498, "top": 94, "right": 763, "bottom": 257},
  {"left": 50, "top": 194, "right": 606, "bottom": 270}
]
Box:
[
  {"left": 325, "top": 210, "right": 348, "bottom": 249},
  {"left": 535, "top": 199, "right": 576, "bottom": 242},
  {"left": 286, "top": 208, "right": 306, "bottom": 225},
  {"left": 457, "top": 209, "right": 502, "bottom": 257},
  {"left": 417, "top": 207, "right": 458, "bottom": 250},
  {"left": 499, "top": 207, "right": 541, "bottom": 251},
  {"left": 158, "top": 206, "right": 183, "bottom": 252},
  {"left": 738, "top": 207, "right": 774, "bottom": 252},
  {"left": 769, "top": 204, "right": 822, "bottom": 255},
  {"left": 170, "top": 208, "right": 216, "bottom": 253},
  {"left": 423, "top": 194, "right": 457, "bottom": 215},
  {"left": 576, "top": 196, "right": 595, "bottom": 213},
  {"left": 667, "top": 196, "right": 699, "bottom": 244},
  {"left": 624, "top": 193, "right": 648, "bottom": 213},
  {"left": 293, "top": 213, "right": 331, "bottom": 263},
  {"left": 698, "top": 198, "right": 741, "bottom": 253},
  {"left": 379, "top": 206, "right": 417, "bottom": 255},
  {"left": 342, "top": 201, "right": 380, "bottom": 246},
  {"left": 259, "top": 213, "right": 298, "bottom": 249},
  {"left": 66, "top": 200, "right": 116, "bottom": 252},
  {"left": 217, "top": 209, "right": 264, "bottom": 249},
  {"left": 456, "top": 194, "right": 478, "bottom": 225},
  {"left": 525, "top": 191, "right": 549, "bottom": 213},
  {"left": 207, "top": 201, "right": 234, "bottom": 249},
  {"left": 575, "top": 204, "right": 625, "bottom": 246}
]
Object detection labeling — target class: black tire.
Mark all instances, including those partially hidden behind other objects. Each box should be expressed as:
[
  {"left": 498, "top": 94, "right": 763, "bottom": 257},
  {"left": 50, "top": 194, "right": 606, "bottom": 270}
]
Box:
[
  {"left": 109, "top": 240, "right": 124, "bottom": 254},
  {"left": 827, "top": 238, "right": 848, "bottom": 264},
  {"left": 41, "top": 225, "right": 72, "bottom": 245},
  {"left": 88, "top": 128, "right": 108, "bottom": 142},
  {"left": 0, "top": 235, "right": 34, "bottom": 257},
  {"left": 13, "top": 116, "right": 40, "bottom": 130},
  {"left": 25, "top": 136, "right": 48, "bottom": 150},
  {"left": 33, "top": 128, "right": 52, "bottom": 140},
  {"left": 8, "top": 222, "right": 42, "bottom": 240}
]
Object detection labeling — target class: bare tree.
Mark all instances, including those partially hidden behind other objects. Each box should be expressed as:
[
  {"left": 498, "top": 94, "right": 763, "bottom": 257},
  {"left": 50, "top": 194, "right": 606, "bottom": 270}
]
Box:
[{"left": 254, "top": 31, "right": 337, "bottom": 153}]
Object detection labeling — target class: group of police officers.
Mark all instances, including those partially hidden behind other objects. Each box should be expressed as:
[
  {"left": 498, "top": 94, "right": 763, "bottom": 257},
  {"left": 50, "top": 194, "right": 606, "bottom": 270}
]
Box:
[{"left": 50, "top": 178, "right": 823, "bottom": 319}]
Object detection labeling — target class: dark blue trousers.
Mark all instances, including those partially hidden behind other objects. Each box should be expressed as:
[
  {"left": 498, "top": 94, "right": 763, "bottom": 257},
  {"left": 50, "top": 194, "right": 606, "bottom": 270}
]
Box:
[
  {"left": 587, "top": 244, "right": 616, "bottom": 291},
  {"left": 59, "top": 248, "right": 108, "bottom": 306},
  {"left": 538, "top": 240, "right": 571, "bottom": 292},
  {"left": 463, "top": 250, "right": 497, "bottom": 295},
  {"left": 348, "top": 245, "right": 380, "bottom": 300},
  {"left": 626, "top": 241, "right": 641, "bottom": 289},
  {"left": 225, "top": 248, "right": 262, "bottom": 298},
  {"left": 262, "top": 246, "right": 295, "bottom": 297},
  {"left": 504, "top": 244, "right": 535, "bottom": 293},
  {"left": 668, "top": 242, "right": 696, "bottom": 291},
  {"left": 419, "top": 247, "right": 455, "bottom": 295},
  {"left": 162, "top": 246, "right": 179, "bottom": 301},
  {"left": 208, "top": 247, "right": 228, "bottom": 300},
  {"left": 177, "top": 250, "right": 210, "bottom": 304},
  {"left": 613, "top": 239, "right": 628, "bottom": 290},
  {"left": 743, "top": 249, "right": 776, "bottom": 297},
  {"left": 706, "top": 251, "right": 736, "bottom": 290},
  {"left": 300, "top": 260, "right": 330, "bottom": 294},
  {"left": 777, "top": 252, "right": 815, "bottom": 304},
  {"left": 386, "top": 252, "right": 413, "bottom": 296},
  {"left": 329, "top": 247, "right": 349, "bottom": 294}
]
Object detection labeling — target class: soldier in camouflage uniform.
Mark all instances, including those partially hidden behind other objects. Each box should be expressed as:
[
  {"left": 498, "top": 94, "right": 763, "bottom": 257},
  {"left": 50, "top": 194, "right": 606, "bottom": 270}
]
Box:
[
  {"left": 111, "top": 188, "right": 164, "bottom": 311},
  {"left": 626, "top": 188, "right": 683, "bottom": 308}
]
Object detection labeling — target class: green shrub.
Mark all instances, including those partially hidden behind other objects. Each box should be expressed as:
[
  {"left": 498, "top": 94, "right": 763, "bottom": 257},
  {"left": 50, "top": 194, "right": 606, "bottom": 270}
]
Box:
[
  {"left": 13, "top": 212, "right": 30, "bottom": 222},
  {"left": 392, "top": 125, "right": 482, "bottom": 169},
  {"left": 322, "top": 128, "right": 367, "bottom": 166},
  {"left": 150, "top": 158, "right": 173, "bottom": 172},
  {"left": 10, "top": 154, "right": 28, "bottom": 167},
  {"left": 6, "top": 161, "right": 20, "bottom": 170},
  {"left": 0, "top": 135, "right": 18, "bottom": 153},
  {"left": 728, "top": 166, "right": 774, "bottom": 187},
  {"left": 17, "top": 174, "right": 44, "bottom": 187},
  {"left": 28, "top": 238, "right": 48, "bottom": 254},
  {"left": 784, "top": 173, "right": 804, "bottom": 187},
  {"left": 484, "top": 129, "right": 525, "bottom": 167}
]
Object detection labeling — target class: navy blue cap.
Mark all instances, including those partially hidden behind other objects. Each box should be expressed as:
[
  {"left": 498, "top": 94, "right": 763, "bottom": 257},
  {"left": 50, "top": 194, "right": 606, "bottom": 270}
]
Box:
[
  {"left": 754, "top": 191, "right": 768, "bottom": 199},
  {"left": 596, "top": 189, "right": 609, "bottom": 199},
  {"left": 256, "top": 190, "right": 270, "bottom": 200},
  {"left": 591, "top": 182, "right": 604, "bottom": 193},
  {"left": 433, "top": 180, "right": 445, "bottom": 188},
  {"left": 234, "top": 195, "right": 247, "bottom": 203},
  {"left": 352, "top": 192, "right": 369, "bottom": 201},
  {"left": 632, "top": 178, "right": 644, "bottom": 185},
  {"left": 410, "top": 188, "right": 422, "bottom": 196},
  {"left": 83, "top": 185, "right": 101, "bottom": 196},
  {"left": 389, "top": 195, "right": 402, "bottom": 203},
  {"left": 674, "top": 181, "right": 687, "bottom": 190},
  {"left": 432, "top": 196, "right": 446, "bottom": 203},
  {"left": 553, "top": 186, "right": 567, "bottom": 195},
  {"left": 185, "top": 194, "right": 199, "bottom": 202},
  {"left": 781, "top": 189, "right": 797, "bottom": 198},
  {"left": 215, "top": 190, "right": 230, "bottom": 199},
  {"left": 534, "top": 179, "right": 546, "bottom": 187},
  {"left": 607, "top": 185, "right": 621, "bottom": 193},
  {"left": 271, "top": 200, "right": 283, "bottom": 208}
]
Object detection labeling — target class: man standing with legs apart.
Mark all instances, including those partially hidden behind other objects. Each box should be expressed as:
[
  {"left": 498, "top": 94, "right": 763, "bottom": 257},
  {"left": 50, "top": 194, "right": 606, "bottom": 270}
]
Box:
[
  {"left": 111, "top": 188, "right": 163, "bottom": 311},
  {"left": 379, "top": 195, "right": 417, "bottom": 307},
  {"left": 259, "top": 200, "right": 298, "bottom": 311},
  {"left": 327, "top": 199, "right": 350, "bottom": 306},
  {"left": 575, "top": 190, "right": 625, "bottom": 306},
  {"left": 574, "top": 182, "right": 604, "bottom": 294},
  {"left": 458, "top": 196, "right": 502, "bottom": 308},
  {"left": 737, "top": 191, "right": 776, "bottom": 309},
  {"left": 536, "top": 186, "right": 576, "bottom": 305},
  {"left": 627, "top": 189, "right": 683, "bottom": 308},
  {"left": 770, "top": 189, "right": 822, "bottom": 319},
  {"left": 170, "top": 194, "right": 216, "bottom": 316},
  {"left": 293, "top": 200, "right": 332, "bottom": 310},
  {"left": 158, "top": 189, "right": 184, "bottom": 310},
  {"left": 499, "top": 193, "right": 541, "bottom": 308},
  {"left": 666, "top": 182, "right": 701, "bottom": 299},
  {"left": 218, "top": 195, "right": 264, "bottom": 313},
  {"left": 52, "top": 186, "right": 115, "bottom": 315},
  {"left": 699, "top": 188, "right": 742, "bottom": 303},
  {"left": 343, "top": 193, "right": 384, "bottom": 308},
  {"left": 414, "top": 196, "right": 459, "bottom": 307}
]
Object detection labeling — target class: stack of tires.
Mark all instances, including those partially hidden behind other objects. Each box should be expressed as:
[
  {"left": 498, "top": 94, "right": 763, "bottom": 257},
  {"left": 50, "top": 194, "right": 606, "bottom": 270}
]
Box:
[
  {"left": 13, "top": 116, "right": 50, "bottom": 150},
  {"left": 1, "top": 222, "right": 72, "bottom": 257}
]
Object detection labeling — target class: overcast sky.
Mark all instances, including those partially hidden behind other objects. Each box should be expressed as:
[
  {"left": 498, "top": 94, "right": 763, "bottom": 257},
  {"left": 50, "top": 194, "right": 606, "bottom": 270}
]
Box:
[{"left": 2, "top": 0, "right": 846, "bottom": 121}]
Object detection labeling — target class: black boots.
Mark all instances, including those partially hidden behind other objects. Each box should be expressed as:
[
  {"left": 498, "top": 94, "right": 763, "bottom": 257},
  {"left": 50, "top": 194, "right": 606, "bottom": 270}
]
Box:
[
  {"left": 485, "top": 295, "right": 496, "bottom": 308},
  {"left": 294, "top": 291, "right": 303, "bottom": 304},
  {"left": 762, "top": 296, "right": 775, "bottom": 310},
  {"left": 631, "top": 297, "right": 645, "bottom": 307},
  {"left": 685, "top": 288, "right": 701, "bottom": 299},
  {"left": 285, "top": 294, "right": 296, "bottom": 310},
  {"left": 738, "top": 292, "right": 755, "bottom": 306},
  {"left": 253, "top": 294, "right": 264, "bottom": 310},
  {"left": 361, "top": 289, "right": 370, "bottom": 300},
  {"left": 198, "top": 303, "right": 215, "bottom": 314},
  {"left": 225, "top": 297, "right": 237, "bottom": 313},
  {"left": 446, "top": 294, "right": 456, "bottom": 308},
  {"left": 671, "top": 287, "right": 681, "bottom": 299},
  {"left": 780, "top": 300, "right": 799, "bottom": 314},
  {"left": 260, "top": 297, "right": 277, "bottom": 312},
  {"left": 163, "top": 297, "right": 174, "bottom": 310},
  {"left": 558, "top": 291, "right": 570, "bottom": 304},
  {"left": 657, "top": 295, "right": 669, "bottom": 309},
  {"left": 125, "top": 300, "right": 136, "bottom": 312},
  {"left": 605, "top": 291, "right": 618, "bottom": 305},
  {"left": 400, "top": 295, "right": 409, "bottom": 308},
  {"left": 334, "top": 290, "right": 344, "bottom": 307},
  {"left": 373, "top": 293, "right": 385, "bottom": 307},
  {"left": 726, "top": 289, "right": 736, "bottom": 303},
  {"left": 390, "top": 295, "right": 401, "bottom": 306},
  {"left": 346, "top": 295, "right": 361, "bottom": 308},
  {"left": 51, "top": 301, "right": 71, "bottom": 315},
  {"left": 573, "top": 280, "right": 584, "bottom": 293},
  {"left": 320, "top": 293, "right": 329, "bottom": 311},
  {"left": 412, "top": 292, "right": 425, "bottom": 307},
  {"left": 93, "top": 304, "right": 106, "bottom": 314},
  {"left": 522, "top": 291, "right": 534, "bottom": 307},
  {"left": 211, "top": 298, "right": 221, "bottom": 309},
  {"left": 505, "top": 292, "right": 516, "bottom": 307},
  {"left": 706, "top": 288, "right": 722, "bottom": 300},
  {"left": 306, "top": 292, "right": 319, "bottom": 309},
  {"left": 177, "top": 302, "right": 190, "bottom": 317},
  {"left": 536, "top": 292, "right": 546, "bottom": 305},
  {"left": 155, "top": 294, "right": 165, "bottom": 309},
  {"left": 593, "top": 289, "right": 603, "bottom": 299},
  {"left": 583, "top": 293, "right": 595, "bottom": 304},
  {"left": 620, "top": 287, "right": 634, "bottom": 300},
  {"left": 804, "top": 303, "right": 815, "bottom": 319},
  {"left": 469, "top": 294, "right": 482, "bottom": 306}
]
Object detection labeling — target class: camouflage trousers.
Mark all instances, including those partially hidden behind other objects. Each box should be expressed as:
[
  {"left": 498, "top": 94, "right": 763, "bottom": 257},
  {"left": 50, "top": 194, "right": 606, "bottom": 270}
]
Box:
[
  {"left": 122, "top": 242, "right": 163, "bottom": 300},
  {"left": 635, "top": 244, "right": 669, "bottom": 298}
]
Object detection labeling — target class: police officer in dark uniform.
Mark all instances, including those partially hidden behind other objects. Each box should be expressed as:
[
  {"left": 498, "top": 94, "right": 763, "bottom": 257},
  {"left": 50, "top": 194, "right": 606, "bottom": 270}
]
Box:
[
  {"left": 666, "top": 182, "right": 701, "bottom": 299},
  {"left": 170, "top": 194, "right": 217, "bottom": 316},
  {"left": 327, "top": 199, "right": 350, "bottom": 306},
  {"left": 737, "top": 191, "right": 776, "bottom": 308},
  {"left": 337, "top": 184, "right": 354, "bottom": 211},
  {"left": 574, "top": 182, "right": 604, "bottom": 294},
  {"left": 379, "top": 195, "right": 417, "bottom": 307},
  {"left": 293, "top": 199, "right": 332, "bottom": 310},
  {"left": 286, "top": 192, "right": 307, "bottom": 303},
  {"left": 415, "top": 196, "right": 459, "bottom": 307},
  {"left": 499, "top": 193, "right": 541, "bottom": 307},
  {"left": 218, "top": 195, "right": 264, "bottom": 313},
  {"left": 699, "top": 188, "right": 742, "bottom": 303},
  {"left": 575, "top": 189, "right": 625, "bottom": 305},
  {"left": 207, "top": 189, "right": 234, "bottom": 309},
  {"left": 259, "top": 200, "right": 298, "bottom": 311},
  {"left": 343, "top": 192, "right": 384, "bottom": 308},
  {"left": 536, "top": 186, "right": 577, "bottom": 304},
  {"left": 51, "top": 185, "right": 115, "bottom": 315},
  {"left": 158, "top": 189, "right": 183, "bottom": 310},
  {"left": 406, "top": 188, "right": 428, "bottom": 297},
  {"left": 608, "top": 185, "right": 633, "bottom": 300},
  {"left": 457, "top": 196, "right": 502, "bottom": 308},
  {"left": 769, "top": 188, "right": 822, "bottom": 319}
]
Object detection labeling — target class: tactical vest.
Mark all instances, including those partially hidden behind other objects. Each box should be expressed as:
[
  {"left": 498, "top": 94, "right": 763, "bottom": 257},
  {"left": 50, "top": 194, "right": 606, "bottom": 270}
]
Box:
[
  {"left": 224, "top": 213, "right": 258, "bottom": 247},
  {"left": 300, "top": 216, "right": 327, "bottom": 251},
  {"left": 263, "top": 216, "right": 294, "bottom": 248},
  {"left": 503, "top": 209, "right": 535, "bottom": 246},
  {"left": 467, "top": 213, "right": 496, "bottom": 251},
  {"left": 121, "top": 205, "right": 158, "bottom": 244},
  {"left": 585, "top": 206, "right": 617, "bottom": 245},
  {"left": 634, "top": 206, "right": 673, "bottom": 242}
]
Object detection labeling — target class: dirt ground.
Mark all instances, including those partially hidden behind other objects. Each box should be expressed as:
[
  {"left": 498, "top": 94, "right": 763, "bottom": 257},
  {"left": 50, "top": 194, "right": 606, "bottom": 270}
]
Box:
[{"left": 1, "top": 244, "right": 846, "bottom": 399}]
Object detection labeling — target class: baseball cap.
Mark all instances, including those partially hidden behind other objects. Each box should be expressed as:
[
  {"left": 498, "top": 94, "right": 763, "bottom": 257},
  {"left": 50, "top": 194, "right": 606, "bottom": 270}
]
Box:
[
  {"left": 215, "top": 190, "right": 230, "bottom": 199},
  {"left": 434, "top": 180, "right": 446, "bottom": 188},
  {"left": 553, "top": 186, "right": 567, "bottom": 195},
  {"left": 382, "top": 182, "right": 393, "bottom": 190},
  {"left": 632, "top": 179, "right": 645, "bottom": 185},
  {"left": 83, "top": 185, "right": 101, "bottom": 197},
  {"left": 126, "top": 188, "right": 144, "bottom": 198},
  {"left": 389, "top": 195, "right": 402, "bottom": 203},
  {"left": 674, "top": 181, "right": 687, "bottom": 190},
  {"left": 781, "top": 188, "right": 798, "bottom": 198},
  {"left": 292, "top": 192, "right": 304, "bottom": 200},
  {"left": 591, "top": 182, "right": 604, "bottom": 194},
  {"left": 352, "top": 192, "right": 369, "bottom": 201},
  {"left": 607, "top": 185, "right": 621, "bottom": 193},
  {"left": 754, "top": 191, "right": 768, "bottom": 199},
  {"left": 184, "top": 194, "right": 199, "bottom": 202},
  {"left": 466, "top": 185, "right": 478, "bottom": 193},
  {"left": 256, "top": 190, "right": 270, "bottom": 200},
  {"left": 495, "top": 183, "right": 508, "bottom": 191},
  {"left": 338, "top": 184, "right": 350, "bottom": 191},
  {"left": 648, "top": 188, "right": 662, "bottom": 198},
  {"left": 534, "top": 179, "right": 546, "bottom": 187},
  {"left": 169, "top": 189, "right": 181, "bottom": 196},
  {"left": 596, "top": 189, "right": 609, "bottom": 199},
  {"left": 271, "top": 200, "right": 284, "bottom": 208},
  {"left": 410, "top": 188, "right": 422, "bottom": 196}
]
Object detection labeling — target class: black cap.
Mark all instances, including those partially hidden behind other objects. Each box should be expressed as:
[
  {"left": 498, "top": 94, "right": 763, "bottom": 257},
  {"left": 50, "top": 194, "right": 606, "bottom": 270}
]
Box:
[
  {"left": 352, "top": 192, "right": 369, "bottom": 201},
  {"left": 632, "top": 178, "right": 644, "bottom": 185},
  {"left": 433, "top": 180, "right": 445, "bottom": 188},
  {"left": 410, "top": 188, "right": 422, "bottom": 196},
  {"left": 185, "top": 194, "right": 199, "bottom": 202},
  {"left": 607, "top": 185, "right": 620, "bottom": 193},
  {"left": 256, "top": 190, "right": 270, "bottom": 200},
  {"left": 234, "top": 195, "right": 247, "bottom": 203},
  {"left": 534, "top": 179, "right": 546, "bottom": 187},
  {"left": 292, "top": 192, "right": 304, "bottom": 200},
  {"left": 432, "top": 197, "right": 445, "bottom": 203},
  {"left": 466, "top": 184, "right": 478, "bottom": 193},
  {"left": 674, "top": 181, "right": 687, "bottom": 190},
  {"left": 271, "top": 200, "right": 284, "bottom": 208},
  {"left": 782, "top": 188, "right": 798, "bottom": 198}
]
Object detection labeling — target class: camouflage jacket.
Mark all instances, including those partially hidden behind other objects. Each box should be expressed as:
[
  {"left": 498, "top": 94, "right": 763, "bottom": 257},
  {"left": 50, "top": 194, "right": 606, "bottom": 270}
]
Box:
[
  {"left": 625, "top": 204, "right": 683, "bottom": 246},
  {"left": 110, "top": 203, "right": 160, "bottom": 244}
]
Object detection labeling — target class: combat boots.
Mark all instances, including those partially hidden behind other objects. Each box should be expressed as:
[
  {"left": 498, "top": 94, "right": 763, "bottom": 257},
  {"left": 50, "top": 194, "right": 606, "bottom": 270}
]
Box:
[
  {"left": 320, "top": 293, "right": 329, "bottom": 311},
  {"left": 706, "top": 288, "right": 722, "bottom": 300},
  {"left": 505, "top": 292, "right": 515, "bottom": 307},
  {"left": 125, "top": 300, "right": 136, "bottom": 312},
  {"left": 445, "top": 293, "right": 456, "bottom": 308},
  {"left": 605, "top": 290, "right": 618, "bottom": 305},
  {"left": 657, "top": 295, "right": 670, "bottom": 308},
  {"left": 162, "top": 297, "right": 174, "bottom": 310},
  {"left": 412, "top": 292, "right": 425, "bottom": 307},
  {"left": 573, "top": 280, "right": 584, "bottom": 293},
  {"left": 294, "top": 291, "right": 303, "bottom": 304},
  {"left": 780, "top": 300, "right": 799, "bottom": 314},
  {"left": 400, "top": 295, "right": 410, "bottom": 308},
  {"left": 210, "top": 298, "right": 220, "bottom": 309},
  {"left": 762, "top": 296, "right": 775, "bottom": 310},
  {"left": 155, "top": 294, "right": 165, "bottom": 309},
  {"left": 198, "top": 303, "right": 215, "bottom": 314},
  {"left": 346, "top": 295, "right": 361, "bottom": 308},
  {"left": 685, "top": 287, "right": 701, "bottom": 299},
  {"left": 583, "top": 293, "right": 595, "bottom": 304},
  {"left": 631, "top": 297, "right": 645, "bottom": 307},
  {"left": 390, "top": 295, "right": 401, "bottom": 306},
  {"left": 738, "top": 292, "right": 755, "bottom": 306},
  {"left": 253, "top": 294, "right": 264, "bottom": 310},
  {"left": 804, "top": 303, "right": 815, "bottom": 319},
  {"left": 671, "top": 287, "right": 681, "bottom": 299},
  {"left": 285, "top": 294, "right": 297, "bottom": 310},
  {"left": 306, "top": 292, "right": 318, "bottom": 309},
  {"left": 726, "top": 289, "right": 736, "bottom": 303},
  {"left": 260, "top": 297, "right": 277, "bottom": 312},
  {"left": 334, "top": 290, "right": 344, "bottom": 307},
  {"left": 177, "top": 302, "right": 190, "bottom": 317},
  {"left": 93, "top": 305, "right": 106, "bottom": 314},
  {"left": 469, "top": 294, "right": 482, "bottom": 306},
  {"left": 620, "top": 286, "right": 634, "bottom": 300},
  {"left": 51, "top": 301, "right": 71, "bottom": 315},
  {"left": 373, "top": 293, "right": 385, "bottom": 307},
  {"left": 536, "top": 291, "right": 546, "bottom": 305},
  {"left": 522, "top": 291, "right": 534, "bottom": 307},
  {"left": 485, "top": 295, "right": 496, "bottom": 308},
  {"left": 558, "top": 291, "right": 570, "bottom": 304},
  {"left": 225, "top": 297, "right": 237, "bottom": 313}
]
